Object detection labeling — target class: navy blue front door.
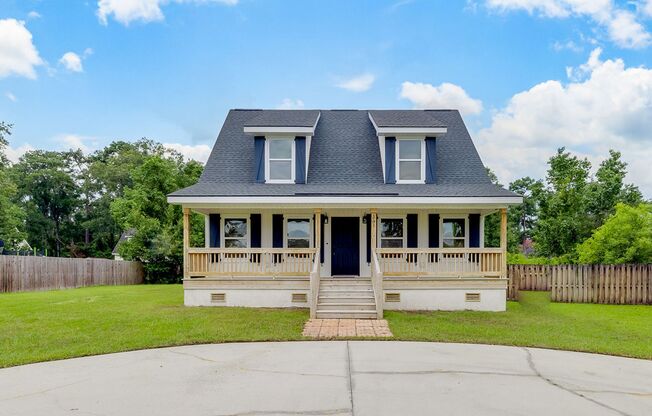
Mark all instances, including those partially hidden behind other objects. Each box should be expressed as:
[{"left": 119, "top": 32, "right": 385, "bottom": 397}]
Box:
[{"left": 331, "top": 217, "right": 360, "bottom": 276}]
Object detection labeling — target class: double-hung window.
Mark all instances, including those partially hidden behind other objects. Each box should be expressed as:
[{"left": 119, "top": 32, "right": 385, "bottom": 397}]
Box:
[
  {"left": 286, "top": 218, "right": 311, "bottom": 248},
  {"left": 379, "top": 218, "right": 404, "bottom": 248},
  {"left": 397, "top": 139, "right": 424, "bottom": 182},
  {"left": 267, "top": 138, "right": 294, "bottom": 183},
  {"left": 442, "top": 218, "right": 466, "bottom": 248},
  {"left": 223, "top": 218, "right": 248, "bottom": 248}
]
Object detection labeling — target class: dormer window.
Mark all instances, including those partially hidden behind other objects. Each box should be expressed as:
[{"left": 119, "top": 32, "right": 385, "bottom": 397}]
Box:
[
  {"left": 266, "top": 138, "right": 295, "bottom": 183},
  {"left": 397, "top": 138, "right": 425, "bottom": 183}
]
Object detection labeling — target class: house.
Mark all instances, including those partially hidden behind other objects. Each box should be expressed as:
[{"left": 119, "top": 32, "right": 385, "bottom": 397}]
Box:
[
  {"left": 111, "top": 229, "right": 136, "bottom": 261},
  {"left": 168, "top": 109, "right": 522, "bottom": 318}
]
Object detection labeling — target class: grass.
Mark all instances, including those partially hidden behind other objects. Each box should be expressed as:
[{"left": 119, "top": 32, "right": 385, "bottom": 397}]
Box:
[
  {"left": 1, "top": 285, "right": 650, "bottom": 367},
  {"left": 387, "top": 291, "right": 652, "bottom": 359}
]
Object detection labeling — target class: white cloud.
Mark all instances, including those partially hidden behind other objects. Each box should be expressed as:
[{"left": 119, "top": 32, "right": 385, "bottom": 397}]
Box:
[
  {"left": 163, "top": 142, "right": 211, "bottom": 163},
  {"left": 485, "top": 0, "right": 652, "bottom": 48},
  {"left": 336, "top": 73, "right": 376, "bottom": 92},
  {"left": 5, "top": 92, "right": 16, "bottom": 102},
  {"left": 552, "top": 39, "right": 582, "bottom": 52},
  {"left": 5, "top": 143, "right": 34, "bottom": 163},
  {"left": 0, "top": 19, "right": 43, "bottom": 79},
  {"left": 276, "top": 98, "right": 305, "bottom": 110},
  {"left": 59, "top": 52, "right": 83, "bottom": 72},
  {"left": 27, "top": 11, "right": 41, "bottom": 20},
  {"left": 56, "top": 134, "right": 100, "bottom": 153},
  {"left": 643, "top": 0, "right": 652, "bottom": 17},
  {"left": 400, "top": 81, "right": 484, "bottom": 115},
  {"left": 97, "top": 0, "right": 238, "bottom": 26},
  {"left": 476, "top": 48, "right": 652, "bottom": 197}
]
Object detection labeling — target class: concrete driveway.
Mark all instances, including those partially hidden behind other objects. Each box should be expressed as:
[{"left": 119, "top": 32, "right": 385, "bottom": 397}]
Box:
[{"left": 0, "top": 342, "right": 650, "bottom": 416}]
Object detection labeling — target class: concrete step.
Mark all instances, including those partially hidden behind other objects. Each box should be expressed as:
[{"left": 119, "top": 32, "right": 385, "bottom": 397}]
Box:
[
  {"left": 319, "top": 288, "right": 373, "bottom": 294},
  {"left": 319, "top": 281, "right": 373, "bottom": 288},
  {"left": 317, "top": 303, "right": 376, "bottom": 311},
  {"left": 315, "top": 310, "right": 378, "bottom": 319},
  {"left": 318, "top": 296, "right": 375, "bottom": 304}
]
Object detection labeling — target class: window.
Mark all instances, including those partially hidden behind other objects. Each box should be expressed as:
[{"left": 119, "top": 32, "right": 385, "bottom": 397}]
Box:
[
  {"left": 223, "top": 218, "right": 248, "bottom": 248},
  {"left": 442, "top": 218, "right": 465, "bottom": 248},
  {"left": 397, "top": 139, "right": 423, "bottom": 182},
  {"left": 379, "top": 218, "right": 404, "bottom": 248},
  {"left": 286, "top": 218, "right": 311, "bottom": 248},
  {"left": 267, "top": 138, "right": 294, "bottom": 182}
]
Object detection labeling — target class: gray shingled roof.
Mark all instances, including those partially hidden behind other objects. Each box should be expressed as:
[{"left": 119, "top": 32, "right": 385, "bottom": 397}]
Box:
[
  {"left": 243, "top": 110, "right": 320, "bottom": 127},
  {"left": 369, "top": 110, "right": 446, "bottom": 128},
  {"left": 170, "top": 109, "right": 518, "bottom": 198}
]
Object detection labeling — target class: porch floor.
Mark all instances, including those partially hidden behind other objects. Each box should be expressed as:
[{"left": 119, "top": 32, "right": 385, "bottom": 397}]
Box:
[{"left": 302, "top": 319, "right": 393, "bottom": 338}]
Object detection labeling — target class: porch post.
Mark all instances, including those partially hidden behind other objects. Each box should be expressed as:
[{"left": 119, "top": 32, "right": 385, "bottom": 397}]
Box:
[
  {"left": 183, "top": 207, "right": 190, "bottom": 279},
  {"left": 500, "top": 208, "right": 507, "bottom": 279},
  {"left": 370, "top": 209, "right": 378, "bottom": 255},
  {"left": 314, "top": 209, "right": 322, "bottom": 267}
]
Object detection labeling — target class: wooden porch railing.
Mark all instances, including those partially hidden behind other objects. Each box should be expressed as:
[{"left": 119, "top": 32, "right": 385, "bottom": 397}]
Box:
[
  {"left": 375, "top": 248, "right": 505, "bottom": 278},
  {"left": 309, "top": 252, "right": 320, "bottom": 318},
  {"left": 187, "top": 248, "right": 317, "bottom": 278}
]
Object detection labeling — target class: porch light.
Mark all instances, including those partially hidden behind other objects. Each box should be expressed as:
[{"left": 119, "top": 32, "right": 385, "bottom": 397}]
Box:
[
  {"left": 362, "top": 216, "right": 367, "bottom": 224},
  {"left": 324, "top": 216, "right": 329, "bottom": 224}
]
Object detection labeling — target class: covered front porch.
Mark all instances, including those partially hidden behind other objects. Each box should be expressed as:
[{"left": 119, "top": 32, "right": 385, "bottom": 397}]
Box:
[{"left": 181, "top": 205, "right": 508, "bottom": 316}]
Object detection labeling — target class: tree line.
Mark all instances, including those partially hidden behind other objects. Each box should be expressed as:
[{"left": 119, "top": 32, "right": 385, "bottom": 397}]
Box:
[{"left": 1, "top": 121, "right": 650, "bottom": 283}]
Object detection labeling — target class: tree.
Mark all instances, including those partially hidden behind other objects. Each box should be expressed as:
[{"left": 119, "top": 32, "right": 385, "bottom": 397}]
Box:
[
  {"left": 577, "top": 203, "right": 652, "bottom": 264},
  {"left": 0, "top": 122, "right": 26, "bottom": 250},
  {"left": 534, "top": 148, "right": 593, "bottom": 258},
  {"left": 111, "top": 153, "right": 204, "bottom": 282},
  {"left": 12, "top": 150, "right": 81, "bottom": 256},
  {"left": 508, "top": 177, "right": 544, "bottom": 250}
]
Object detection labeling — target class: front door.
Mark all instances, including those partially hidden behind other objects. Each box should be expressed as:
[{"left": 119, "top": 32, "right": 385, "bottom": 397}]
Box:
[{"left": 331, "top": 217, "right": 360, "bottom": 276}]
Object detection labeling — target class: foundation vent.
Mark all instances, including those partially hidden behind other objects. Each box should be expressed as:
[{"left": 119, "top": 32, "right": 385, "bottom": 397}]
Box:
[
  {"left": 292, "top": 293, "right": 307, "bottom": 303},
  {"left": 211, "top": 293, "right": 226, "bottom": 303},
  {"left": 385, "top": 293, "right": 401, "bottom": 302},
  {"left": 465, "top": 292, "right": 481, "bottom": 302}
]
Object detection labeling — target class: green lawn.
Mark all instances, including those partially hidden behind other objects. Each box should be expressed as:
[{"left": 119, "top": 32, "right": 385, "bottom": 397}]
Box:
[{"left": 1, "top": 285, "right": 651, "bottom": 368}]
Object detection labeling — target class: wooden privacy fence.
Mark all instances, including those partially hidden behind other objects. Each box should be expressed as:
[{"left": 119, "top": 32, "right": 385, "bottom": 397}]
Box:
[
  {"left": 509, "top": 265, "right": 551, "bottom": 291},
  {"left": 550, "top": 264, "right": 651, "bottom": 304},
  {"left": 0, "top": 256, "right": 144, "bottom": 293}
]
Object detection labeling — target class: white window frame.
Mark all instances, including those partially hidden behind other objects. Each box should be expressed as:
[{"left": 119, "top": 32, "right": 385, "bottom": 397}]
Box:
[
  {"left": 396, "top": 137, "right": 425, "bottom": 184},
  {"left": 439, "top": 215, "right": 469, "bottom": 249},
  {"left": 265, "top": 137, "right": 295, "bottom": 184},
  {"left": 221, "top": 215, "right": 250, "bottom": 248},
  {"left": 377, "top": 216, "right": 407, "bottom": 248},
  {"left": 284, "top": 216, "right": 313, "bottom": 249}
]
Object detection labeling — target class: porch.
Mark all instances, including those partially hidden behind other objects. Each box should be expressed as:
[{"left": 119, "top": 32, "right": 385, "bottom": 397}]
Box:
[{"left": 181, "top": 207, "right": 508, "bottom": 317}]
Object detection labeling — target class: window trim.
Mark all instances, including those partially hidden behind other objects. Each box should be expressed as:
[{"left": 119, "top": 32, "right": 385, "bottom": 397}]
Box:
[
  {"left": 439, "top": 215, "right": 469, "bottom": 249},
  {"left": 221, "top": 215, "right": 250, "bottom": 248},
  {"left": 284, "top": 216, "right": 313, "bottom": 249},
  {"left": 265, "top": 137, "right": 295, "bottom": 184},
  {"left": 377, "top": 216, "right": 406, "bottom": 248},
  {"left": 396, "top": 137, "right": 425, "bottom": 184}
]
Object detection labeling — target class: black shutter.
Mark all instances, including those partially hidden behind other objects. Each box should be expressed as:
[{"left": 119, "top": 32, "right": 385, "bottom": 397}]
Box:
[
  {"left": 295, "top": 136, "right": 306, "bottom": 184},
  {"left": 250, "top": 214, "right": 261, "bottom": 248},
  {"left": 254, "top": 136, "right": 265, "bottom": 183},
  {"left": 469, "top": 214, "right": 481, "bottom": 248},
  {"left": 320, "top": 215, "right": 326, "bottom": 263},
  {"left": 407, "top": 214, "right": 418, "bottom": 248},
  {"left": 272, "top": 214, "right": 284, "bottom": 248},
  {"left": 209, "top": 214, "right": 220, "bottom": 248},
  {"left": 425, "top": 137, "right": 437, "bottom": 184},
  {"left": 365, "top": 214, "right": 371, "bottom": 263},
  {"left": 385, "top": 137, "right": 396, "bottom": 184},
  {"left": 428, "top": 214, "right": 439, "bottom": 248}
]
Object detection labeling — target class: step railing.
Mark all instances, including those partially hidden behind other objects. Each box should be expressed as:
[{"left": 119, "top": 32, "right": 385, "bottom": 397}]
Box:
[
  {"left": 371, "top": 250, "right": 384, "bottom": 319},
  {"left": 309, "top": 252, "right": 320, "bottom": 318}
]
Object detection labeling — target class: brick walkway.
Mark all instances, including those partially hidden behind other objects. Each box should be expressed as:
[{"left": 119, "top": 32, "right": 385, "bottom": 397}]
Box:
[{"left": 302, "top": 319, "right": 393, "bottom": 338}]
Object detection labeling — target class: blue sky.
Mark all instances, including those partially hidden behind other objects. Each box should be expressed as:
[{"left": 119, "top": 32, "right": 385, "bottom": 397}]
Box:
[{"left": 1, "top": 0, "right": 652, "bottom": 196}]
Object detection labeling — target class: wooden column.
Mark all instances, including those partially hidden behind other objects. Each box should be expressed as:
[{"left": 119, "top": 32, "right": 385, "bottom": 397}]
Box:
[
  {"left": 500, "top": 208, "right": 507, "bottom": 279},
  {"left": 370, "top": 209, "right": 378, "bottom": 256},
  {"left": 314, "top": 209, "right": 322, "bottom": 266},
  {"left": 183, "top": 207, "right": 190, "bottom": 279}
]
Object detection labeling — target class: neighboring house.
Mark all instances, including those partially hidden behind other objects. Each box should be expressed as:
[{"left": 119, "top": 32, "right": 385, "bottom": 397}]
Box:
[
  {"left": 168, "top": 109, "right": 522, "bottom": 318},
  {"left": 112, "top": 229, "right": 136, "bottom": 261}
]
